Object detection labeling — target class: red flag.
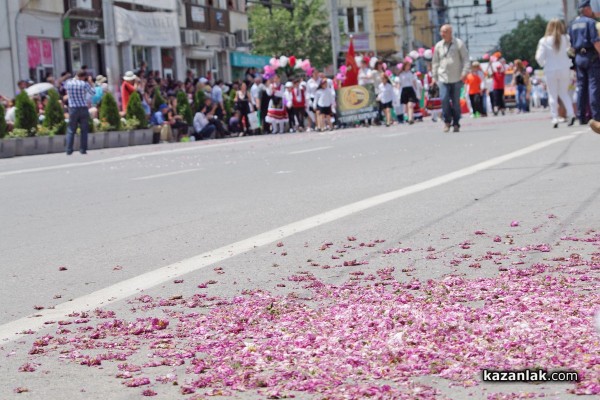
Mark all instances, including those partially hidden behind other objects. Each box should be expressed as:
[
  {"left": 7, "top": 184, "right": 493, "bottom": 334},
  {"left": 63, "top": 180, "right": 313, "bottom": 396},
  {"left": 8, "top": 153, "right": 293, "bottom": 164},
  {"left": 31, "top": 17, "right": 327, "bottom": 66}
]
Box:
[{"left": 343, "top": 36, "right": 359, "bottom": 87}]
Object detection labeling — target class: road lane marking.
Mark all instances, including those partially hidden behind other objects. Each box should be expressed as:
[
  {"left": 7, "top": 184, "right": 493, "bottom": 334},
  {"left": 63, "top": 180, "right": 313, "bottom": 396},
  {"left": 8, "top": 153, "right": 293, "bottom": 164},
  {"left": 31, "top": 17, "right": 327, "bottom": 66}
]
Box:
[
  {"left": 0, "top": 139, "right": 261, "bottom": 178},
  {"left": 289, "top": 146, "right": 333, "bottom": 155},
  {"left": 132, "top": 168, "right": 202, "bottom": 181},
  {"left": 0, "top": 134, "right": 576, "bottom": 343}
]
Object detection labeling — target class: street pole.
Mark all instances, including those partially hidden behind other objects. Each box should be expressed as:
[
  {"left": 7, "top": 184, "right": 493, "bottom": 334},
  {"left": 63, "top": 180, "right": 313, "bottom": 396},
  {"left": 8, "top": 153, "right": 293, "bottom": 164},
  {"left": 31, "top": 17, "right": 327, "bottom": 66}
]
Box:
[
  {"left": 102, "top": 0, "right": 120, "bottom": 96},
  {"left": 329, "top": 0, "right": 339, "bottom": 72}
]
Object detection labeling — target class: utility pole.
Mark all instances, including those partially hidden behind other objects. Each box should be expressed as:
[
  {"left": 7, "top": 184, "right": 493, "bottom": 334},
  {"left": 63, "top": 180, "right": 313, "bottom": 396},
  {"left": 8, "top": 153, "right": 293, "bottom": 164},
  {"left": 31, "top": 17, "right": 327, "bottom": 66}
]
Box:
[
  {"left": 102, "top": 0, "right": 120, "bottom": 96},
  {"left": 329, "top": 0, "right": 340, "bottom": 71}
]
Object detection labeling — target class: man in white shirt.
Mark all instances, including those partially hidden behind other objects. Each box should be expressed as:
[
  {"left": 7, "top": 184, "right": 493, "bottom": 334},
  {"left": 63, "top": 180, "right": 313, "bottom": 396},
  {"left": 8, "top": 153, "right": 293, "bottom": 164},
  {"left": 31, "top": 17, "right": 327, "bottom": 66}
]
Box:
[
  {"left": 192, "top": 110, "right": 216, "bottom": 140},
  {"left": 250, "top": 76, "right": 263, "bottom": 112}
]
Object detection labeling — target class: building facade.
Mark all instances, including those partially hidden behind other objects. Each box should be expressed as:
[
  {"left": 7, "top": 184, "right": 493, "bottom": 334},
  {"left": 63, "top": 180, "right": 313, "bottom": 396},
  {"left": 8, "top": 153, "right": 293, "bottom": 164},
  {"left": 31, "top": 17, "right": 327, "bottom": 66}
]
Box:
[{"left": 0, "top": 0, "right": 255, "bottom": 98}]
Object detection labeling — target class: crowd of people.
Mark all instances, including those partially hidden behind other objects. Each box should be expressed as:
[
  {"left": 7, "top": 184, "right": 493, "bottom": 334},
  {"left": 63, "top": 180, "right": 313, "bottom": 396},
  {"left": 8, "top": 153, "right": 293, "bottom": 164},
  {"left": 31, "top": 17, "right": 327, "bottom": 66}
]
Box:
[{"left": 3, "top": 6, "right": 599, "bottom": 154}]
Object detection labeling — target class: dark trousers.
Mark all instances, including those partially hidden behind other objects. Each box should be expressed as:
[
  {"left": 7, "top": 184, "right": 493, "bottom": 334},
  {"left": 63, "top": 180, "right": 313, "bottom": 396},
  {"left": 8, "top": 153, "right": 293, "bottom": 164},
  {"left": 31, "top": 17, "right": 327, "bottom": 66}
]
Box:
[
  {"left": 575, "top": 55, "right": 600, "bottom": 122},
  {"left": 66, "top": 106, "right": 90, "bottom": 154},
  {"left": 493, "top": 89, "right": 505, "bottom": 110},
  {"left": 469, "top": 93, "right": 484, "bottom": 115},
  {"left": 439, "top": 81, "right": 463, "bottom": 127}
]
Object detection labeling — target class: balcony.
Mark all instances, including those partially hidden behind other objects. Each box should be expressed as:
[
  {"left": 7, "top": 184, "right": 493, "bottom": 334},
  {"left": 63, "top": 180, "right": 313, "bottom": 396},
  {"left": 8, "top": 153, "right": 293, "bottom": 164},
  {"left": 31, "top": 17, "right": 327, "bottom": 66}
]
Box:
[{"left": 185, "top": 3, "right": 230, "bottom": 33}]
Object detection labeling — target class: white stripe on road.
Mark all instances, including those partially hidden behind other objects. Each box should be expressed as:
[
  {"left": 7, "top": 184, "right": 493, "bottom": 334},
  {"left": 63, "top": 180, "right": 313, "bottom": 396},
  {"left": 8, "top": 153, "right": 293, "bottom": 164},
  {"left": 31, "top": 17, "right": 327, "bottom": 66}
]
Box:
[
  {"left": 289, "top": 146, "right": 333, "bottom": 155},
  {"left": 0, "top": 134, "right": 577, "bottom": 343},
  {"left": 0, "top": 139, "right": 260, "bottom": 178},
  {"left": 132, "top": 168, "right": 202, "bottom": 181}
]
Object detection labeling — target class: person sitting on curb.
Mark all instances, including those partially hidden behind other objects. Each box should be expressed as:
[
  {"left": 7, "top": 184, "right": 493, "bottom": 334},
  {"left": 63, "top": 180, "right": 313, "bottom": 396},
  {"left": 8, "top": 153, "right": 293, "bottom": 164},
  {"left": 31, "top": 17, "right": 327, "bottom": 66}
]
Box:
[
  {"left": 150, "top": 104, "right": 174, "bottom": 142},
  {"left": 192, "top": 108, "right": 217, "bottom": 140}
]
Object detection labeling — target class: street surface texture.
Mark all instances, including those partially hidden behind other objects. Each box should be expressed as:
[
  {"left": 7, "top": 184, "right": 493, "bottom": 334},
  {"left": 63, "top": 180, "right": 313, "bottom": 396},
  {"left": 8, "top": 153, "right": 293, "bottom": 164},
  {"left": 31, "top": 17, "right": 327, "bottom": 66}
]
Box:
[{"left": 0, "top": 112, "right": 599, "bottom": 399}]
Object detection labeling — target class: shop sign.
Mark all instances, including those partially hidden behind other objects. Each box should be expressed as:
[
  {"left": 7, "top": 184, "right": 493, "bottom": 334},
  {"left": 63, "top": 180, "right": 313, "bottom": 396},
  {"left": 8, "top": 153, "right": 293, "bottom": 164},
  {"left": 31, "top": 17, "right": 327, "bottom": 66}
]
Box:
[{"left": 64, "top": 18, "right": 104, "bottom": 40}]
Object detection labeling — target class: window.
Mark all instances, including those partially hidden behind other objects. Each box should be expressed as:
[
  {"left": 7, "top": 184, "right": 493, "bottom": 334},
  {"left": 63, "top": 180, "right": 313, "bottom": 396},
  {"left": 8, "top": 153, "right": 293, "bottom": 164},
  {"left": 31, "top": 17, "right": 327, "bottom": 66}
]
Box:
[
  {"left": 132, "top": 46, "right": 153, "bottom": 71},
  {"left": 344, "top": 7, "right": 365, "bottom": 33}
]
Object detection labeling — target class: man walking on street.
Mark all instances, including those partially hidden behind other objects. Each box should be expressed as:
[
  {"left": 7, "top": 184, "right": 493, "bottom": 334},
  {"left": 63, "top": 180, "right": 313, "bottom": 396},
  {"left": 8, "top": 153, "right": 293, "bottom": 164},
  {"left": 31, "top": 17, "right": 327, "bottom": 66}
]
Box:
[
  {"left": 65, "top": 69, "right": 95, "bottom": 155},
  {"left": 432, "top": 24, "right": 470, "bottom": 132},
  {"left": 569, "top": 0, "right": 600, "bottom": 133}
]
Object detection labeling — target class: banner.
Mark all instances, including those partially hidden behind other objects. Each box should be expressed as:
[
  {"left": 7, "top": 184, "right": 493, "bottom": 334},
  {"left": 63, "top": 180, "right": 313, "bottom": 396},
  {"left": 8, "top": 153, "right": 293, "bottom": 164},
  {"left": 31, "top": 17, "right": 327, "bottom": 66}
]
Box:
[
  {"left": 335, "top": 84, "right": 378, "bottom": 123},
  {"left": 114, "top": 6, "right": 180, "bottom": 47},
  {"left": 116, "top": 0, "right": 176, "bottom": 11}
]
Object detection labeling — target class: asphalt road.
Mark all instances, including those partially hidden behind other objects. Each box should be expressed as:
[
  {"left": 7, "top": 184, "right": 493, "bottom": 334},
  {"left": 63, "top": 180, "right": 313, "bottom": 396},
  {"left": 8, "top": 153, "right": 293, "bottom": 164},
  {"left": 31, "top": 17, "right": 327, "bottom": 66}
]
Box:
[{"left": 1, "top": 112, "right": 599, "bottom": 399}]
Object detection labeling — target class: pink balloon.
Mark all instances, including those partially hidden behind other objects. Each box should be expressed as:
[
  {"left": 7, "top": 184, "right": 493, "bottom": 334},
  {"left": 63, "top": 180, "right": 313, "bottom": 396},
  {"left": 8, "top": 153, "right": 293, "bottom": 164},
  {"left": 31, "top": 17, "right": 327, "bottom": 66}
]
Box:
[
  {"left": 404, "top": 56, "right": 413, "bottom": 63},
  {"left": 526, "top": 66, "right": 533, "bottom": 74},
  {"left": 382, "top": 63, "right": 387, "bottom": 70},
  {"left": 336, "top": 73, "right": 345, "bottom": 80},
  {"left": 385, "top": 69, "right": 392, "bottom": 77},
  {"left": 273, "top": 60, "right": 280, "bottom": 69},
  {"left": 418, "top": 47, "right": 425, "bottom": 56},
  {"left": 490, "top": 56, "right": 498, "bottom": 63},
  {"left": 270, "top": 58, "right": 277, "bottom": 67},
  {"left": 482, "top": 53, "right": 490, "bottom": 60},
  {"left": 301, "top": 60, "right": 312, "bottom": 71},
  {"left": 339, "top": 65, "right": 347, "bottom": 74},
  {"left": 396, "top": 63, "right": 403, "bottom": 70}
]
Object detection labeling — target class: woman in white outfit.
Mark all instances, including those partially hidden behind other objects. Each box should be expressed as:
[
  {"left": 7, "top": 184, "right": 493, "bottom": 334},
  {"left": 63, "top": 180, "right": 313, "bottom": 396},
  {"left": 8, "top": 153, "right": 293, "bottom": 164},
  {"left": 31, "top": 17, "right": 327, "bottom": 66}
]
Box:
[{"left": 535, "top": 18, "right": 575, "bottom": 128}]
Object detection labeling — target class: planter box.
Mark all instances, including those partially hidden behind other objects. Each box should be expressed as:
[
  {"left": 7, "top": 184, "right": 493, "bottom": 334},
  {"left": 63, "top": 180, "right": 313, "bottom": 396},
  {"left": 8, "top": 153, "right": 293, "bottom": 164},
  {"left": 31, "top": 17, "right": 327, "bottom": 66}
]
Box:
[
  {"left": 0, "top": 138, "right": 17, "bottom": 158},
  {"left": 105, "top": 131, "right": 130, "bottom": 148},
  {"left": 49, "top": 135, "right": 80, "bottom": 154},
  {"left": 15, "top": 137, "right": 49, "bottom": 156},
  {"left": 31, "top": 136, "right": 50, "bottom": 155},
  {"left": 88, "top": 132, "right": 106, "bottom": 150},
  {"left": 129, "top": 128, "right": 153, "bottom": 146}
]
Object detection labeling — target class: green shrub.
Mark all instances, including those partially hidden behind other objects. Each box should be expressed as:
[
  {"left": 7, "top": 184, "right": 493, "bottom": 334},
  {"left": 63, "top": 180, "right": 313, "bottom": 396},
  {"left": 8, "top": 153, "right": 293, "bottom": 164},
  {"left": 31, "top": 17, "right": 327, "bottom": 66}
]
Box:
[
  {"left": 15, "top": 91, "right": 38, "bottom": 136},
  {"left": 99, "top": 91, "right": 121, "bottom": 131},
  {"left": 0, "top": 103, "right": 6, "bottom": 139},
  {"left": 123, "top": 117, "right": 140, "bottom": 130},
  {"left": 194, "top": 89, "right": 206, "bottom": 113},
  {"left": 176, "top": 91, "right": 193, "bottom": 125},
  {"left": 43, "top": 90, "right": 66, "bottom": 135},
  {"left": 9, "top": 128, "right": 28, "bottom": 138},
  {"left": 126, "top": 91, "right": 147, "bottom": 129},
  {"left": 224, "top": 90, "right": 236, "bottom": 121},
  {"left": 152, "top": 87, "right": 166, "bottom": 112}
]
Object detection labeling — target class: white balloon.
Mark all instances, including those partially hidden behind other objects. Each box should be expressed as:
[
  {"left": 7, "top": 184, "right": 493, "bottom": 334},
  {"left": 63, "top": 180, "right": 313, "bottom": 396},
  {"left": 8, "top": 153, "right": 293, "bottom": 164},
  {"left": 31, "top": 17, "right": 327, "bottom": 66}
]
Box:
[
  {"left": 355, "top": 56, "right": 364, "bottom": 66},
  {"left": 424, "top": 49, "right": 433, "bottom": 60},
  {"left": 409, "top": 50, "right": 419, "bottom": 60},
  {"left": 279, "top": 56, "right": 288, "bottom": 68},
  {"left": 295, "top": 58, "right": 303, "bottom": 69}
]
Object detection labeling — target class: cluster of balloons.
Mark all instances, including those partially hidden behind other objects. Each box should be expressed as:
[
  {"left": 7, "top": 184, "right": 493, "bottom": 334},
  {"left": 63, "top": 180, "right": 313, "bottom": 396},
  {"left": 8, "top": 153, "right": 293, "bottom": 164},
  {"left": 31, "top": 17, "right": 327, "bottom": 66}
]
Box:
[
  {"left": 263, "top": 55, "right": 312, "bottom": 80},
  {"left": 485, "top": 52, "right": 534, "bottom": 74}
]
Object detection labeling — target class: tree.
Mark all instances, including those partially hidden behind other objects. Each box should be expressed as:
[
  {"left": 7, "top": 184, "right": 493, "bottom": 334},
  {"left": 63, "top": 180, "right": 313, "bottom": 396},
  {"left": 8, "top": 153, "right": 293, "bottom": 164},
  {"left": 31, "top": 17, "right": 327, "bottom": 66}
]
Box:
[
  {"left": 152, "top": 87, "right": 166, "bottom": 113},
  {"left": 99, "top": 92, "right": 121, "bottom": 131},
  {"left": 126, "top": 91, "right": 148, "bottom": 128},
  {"left": 43, "top": 90, "right": 66, "bottom": 135},
  {"left": 15, "top": 91, "right": 38, "bottom": 136},
  {"left": 249, "top": 0, "right": 332, "bottom": 69},
  {"left": 195, "top": 89, "right": 206, "bottom": 113},
  {"left": 176, "top": 91, "right": 193, "bottom": 125},
  {"left": 0, "top": 103, "right": 6, "bottom": 139},
  {"left": 498, "top": 15, "right": 547, "bottom": 69}
]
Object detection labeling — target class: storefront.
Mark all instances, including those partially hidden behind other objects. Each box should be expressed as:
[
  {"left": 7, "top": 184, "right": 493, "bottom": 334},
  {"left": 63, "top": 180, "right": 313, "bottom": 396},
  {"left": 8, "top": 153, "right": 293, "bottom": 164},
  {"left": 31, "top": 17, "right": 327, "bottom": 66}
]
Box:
[
  {"left": 63, "top": 17, "right": 104, "bottom": 77},
  {"left": 17, "top": 11, "right": 66, "bottom": 83},
  {"left": 230, "top": 51, "right": 270, "bottom": 81}
]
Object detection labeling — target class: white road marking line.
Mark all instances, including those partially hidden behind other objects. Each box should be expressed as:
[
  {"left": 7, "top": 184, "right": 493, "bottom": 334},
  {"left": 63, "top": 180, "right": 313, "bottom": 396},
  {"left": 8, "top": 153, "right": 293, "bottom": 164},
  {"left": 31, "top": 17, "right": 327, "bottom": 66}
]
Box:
[
  {"left": 132, "top": 168, "right": 202, "bottom": 181},
  {"left": 0, "top": 139, "right": 260, "bottom": 178},
  {"left": 570, "top": 129, "right": 587, "bottom": 135},
  {"left": 380, "top": 132, "right": 412, "bottom": 138},
  {"left": 289, "top": 146, "right": 333, "bottom": 155},
  {"left": 0, "top": 134, "right": 576, "bottom": 343},
  {"left": 275, "top": 170, "right": 294, "bottom": 174}
]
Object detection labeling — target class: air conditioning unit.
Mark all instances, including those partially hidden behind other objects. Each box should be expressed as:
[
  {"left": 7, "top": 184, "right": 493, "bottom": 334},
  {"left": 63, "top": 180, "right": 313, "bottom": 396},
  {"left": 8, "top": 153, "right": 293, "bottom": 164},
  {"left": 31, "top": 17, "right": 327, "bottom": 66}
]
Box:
[
  {"left": 181, "top": 30, "right": 206, "bottom": 47},
  {"left": 235, "top": 30, "right": 249, "bottom": 45},
  {"left": 71, "top": 0, "right": 93, "bottom": 9},
  {"left": 220, "top": 34, "right": 236, "bottom": 50}
]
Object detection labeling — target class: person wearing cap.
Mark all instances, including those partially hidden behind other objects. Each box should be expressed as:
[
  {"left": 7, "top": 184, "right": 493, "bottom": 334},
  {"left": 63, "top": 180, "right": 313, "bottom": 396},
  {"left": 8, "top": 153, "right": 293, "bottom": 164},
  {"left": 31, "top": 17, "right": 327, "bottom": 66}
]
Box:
[
  {"left": 283, "top": 81, "right": 296, "bottom": 132},
  {"left": 150, "top": 103, "right": 174, "bottom": 142},
  {"left": 569, "top": 0, "right": 600, "bottom": 132},
  {"left": 64, "top": 69, "right": 95, "bottom": 155},
  {"left": 432, "top": 24, "right": 470, "bottom": 133},
  {"left": 121, "top": 71, "right": 139, "bottom": 114}
]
